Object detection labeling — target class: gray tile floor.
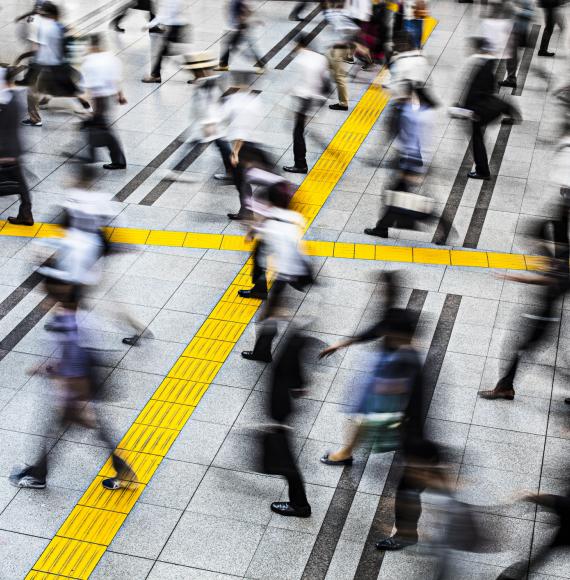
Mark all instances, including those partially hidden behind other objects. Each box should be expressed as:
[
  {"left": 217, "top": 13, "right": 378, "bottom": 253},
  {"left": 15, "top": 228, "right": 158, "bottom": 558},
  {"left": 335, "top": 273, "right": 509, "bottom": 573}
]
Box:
[{"left": 0, "top": 0, "right": 569, "bottom": 579}]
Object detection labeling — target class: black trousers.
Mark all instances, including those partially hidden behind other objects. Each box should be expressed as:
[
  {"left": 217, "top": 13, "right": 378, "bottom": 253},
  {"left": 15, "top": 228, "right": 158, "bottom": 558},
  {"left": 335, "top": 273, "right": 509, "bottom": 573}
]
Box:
[
  {"left": 539, "top": 7, "right": 557, "bottom": 53},
  {"left": 472, "top": 121, "right": 490, "bottom": 177},
  {"left": 151, "top": 25, "right": 184, "bottom": 78},
  {"left": 86, "top": 97, "right": 126, "bottom": 166},
  {"left": 219, "top": 25, "right": 262, "bottom": 67},
  {"left": 0, "top": 161, "right": 32, "bottom": 215},
  {"left": 250, "top": 241, "right": 269, "bottom": 294},
  {"left": 112, "top": 0, "right": 156, "bottom": 27},
  {"left": 506, "top": 30, "right": 523, "bottom": 83},
  {"left": 293, "top": 98, "right": 312, "bottom": 169},
  {"left": 394, "top": 465, "right": 426, "bottom": 541},
  {"left": 263, "top": 428, "right": 310, "bottom": 509}
]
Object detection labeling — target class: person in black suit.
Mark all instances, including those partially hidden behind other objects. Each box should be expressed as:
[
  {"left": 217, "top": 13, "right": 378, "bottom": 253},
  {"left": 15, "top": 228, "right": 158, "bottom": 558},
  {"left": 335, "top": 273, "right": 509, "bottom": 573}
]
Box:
[
  {"left": 463, "top": 38, "right": 521, "bottom": 180},
  {"left": 538, "top": 0, "right": 564, "bottom": 57}
]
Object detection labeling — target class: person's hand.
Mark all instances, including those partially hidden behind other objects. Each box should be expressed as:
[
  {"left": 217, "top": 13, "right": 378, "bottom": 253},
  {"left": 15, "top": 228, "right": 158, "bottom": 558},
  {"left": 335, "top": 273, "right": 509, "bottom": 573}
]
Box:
[
  {"left": 117, "top": 94, "right": 127, "bottom": 105},
  {"left": 231, "top": 151, "right": 239, "bottom": 167},
  {"left": 319, "top": 345, "right": 338, "bottom": 359}
]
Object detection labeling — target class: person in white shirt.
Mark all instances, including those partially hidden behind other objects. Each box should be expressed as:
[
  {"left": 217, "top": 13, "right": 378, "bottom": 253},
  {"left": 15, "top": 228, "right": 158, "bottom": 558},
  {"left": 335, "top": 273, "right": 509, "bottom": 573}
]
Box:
[
  {"left": 283, "top": 34, "right": 331, "bottom": 174},
  {"left": 142, "top": 0, "right": 187, "bottom": 83},
  {"left": 80, "top": 34, "right": 127, "bottom": 170}
]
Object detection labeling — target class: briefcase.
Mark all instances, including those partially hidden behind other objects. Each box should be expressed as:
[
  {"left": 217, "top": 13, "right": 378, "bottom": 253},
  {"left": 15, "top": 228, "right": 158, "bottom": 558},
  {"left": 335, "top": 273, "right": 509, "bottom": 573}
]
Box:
[{"left": 385, "top": 189, "right": 434, "bottom": 216}]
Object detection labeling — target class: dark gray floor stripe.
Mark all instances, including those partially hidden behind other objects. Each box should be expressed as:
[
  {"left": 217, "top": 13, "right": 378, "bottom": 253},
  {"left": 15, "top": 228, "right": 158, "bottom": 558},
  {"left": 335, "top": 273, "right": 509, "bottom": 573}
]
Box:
[
  {"left": 111, "top": 87, "right": 240, "bottom": 203},
  {"left": 353, "top": 293, "right": 462, "bottom": 580},
  {"left": 257, "top": 4, "right": 322, "bottom": 67},
  {"left": 463, "top": 24, "right": 540, "bottom": 249},
  {"left": 0, "top": 269, "right": 46, "bottom": 321},
  {"left": 0, "top": 296, "right": 52, "bottom": 363},
  {"left": 275, "top": 19, "right": 328, "bottom": 70},
  {"left": 301, "top": 289, "right": 428, "bottom": 580},
  {"left": 138, "top": 89, "right": 262, "bottom": 207}
]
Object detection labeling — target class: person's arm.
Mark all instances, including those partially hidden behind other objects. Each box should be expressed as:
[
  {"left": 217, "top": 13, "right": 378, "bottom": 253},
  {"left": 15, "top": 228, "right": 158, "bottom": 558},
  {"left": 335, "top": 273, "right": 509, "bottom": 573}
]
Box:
[
  {"left": 320, "top": 318, "right": 387, "bottom": 357},
  {"left": 231, "top": 140, "right": 243, "bottom": 166}
]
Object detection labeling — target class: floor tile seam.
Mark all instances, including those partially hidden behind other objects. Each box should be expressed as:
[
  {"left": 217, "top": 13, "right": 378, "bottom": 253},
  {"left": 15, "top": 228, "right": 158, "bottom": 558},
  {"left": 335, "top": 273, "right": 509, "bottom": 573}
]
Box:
[{"left": 26, "top": 21, "right": 428, "bottom": 576}]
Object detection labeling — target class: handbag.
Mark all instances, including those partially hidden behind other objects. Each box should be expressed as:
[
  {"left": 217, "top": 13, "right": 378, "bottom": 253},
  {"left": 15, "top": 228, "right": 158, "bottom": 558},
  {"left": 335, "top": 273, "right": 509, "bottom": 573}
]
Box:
[{"left": 385, "top": 189, "right": 434, "bottom": 216}]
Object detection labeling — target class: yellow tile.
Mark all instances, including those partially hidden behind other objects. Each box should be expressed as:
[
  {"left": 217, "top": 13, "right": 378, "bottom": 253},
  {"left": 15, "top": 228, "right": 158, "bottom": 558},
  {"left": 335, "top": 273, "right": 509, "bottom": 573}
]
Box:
[
  {"left": 197, "top": 319, "right": 247, "bottom": 342},
  {"left": 423, "top": 17, "right": 438, "bottom": 45},
  {"left": 102, "top": 227, "right": 114, "bottom": 239},
  {"left": 146, "top": 230, "right": 186, "bottom": 247},
  {"left": 26, "top": 572, "right": 72, "bottom": 580},
  {"left": 220, "top": 284, "right": 259, "bottom": 305},
  {"left": 450, "top": 250, "right": 489, "bottom": 268},
  {"left": 58, "top": 505, "right": 127, "bottom": 545},
  {"left": 375, "top": 245, "right": 413, "bottom": 263},
  {"left": 118, "top": 423, "right": 179, "bottom": 456},
  {"left": 413, "top": 248, "right": 450, "bottom": 265},
  {"left": 110, "top": 227, "right": 150, "bottom": 245},
  {"left": 220, "top": 235, "right": 254, "bottom": 252},
  {"left": 525, "top": 255, "right": 548, "bottom": 271},
  {"left": 36, "top": 224, "right": 64, "bottom": 239},
  {"left": 333, "top": 243, "right": 355, "bottom": 259},
  {"left": 136, "top": 400, "right": 195, "bottom": 430},
  {"left": 32, "top": 536, "right": 106, "bottom": 578},
  {"left": 210, "top": 301, "right": 258, "bottom": 324},
  {"left": 0, "top": 222, "right": 42, "bottom": 237},
  {"left": 354, "top": 244, "right": 376, "bottom": 260},
  {"left": 183, "top": 336, "right": 235, "bottom": 362},
  {"left": 79, "top": 477, "right": 144, "bottom": 514},
  {"left": 153, "top": 378, "right": 209, "bottom": 406},
  {"left": 487, "top": 252, "right": 527, "bottom": 270},
  {"left": 303, "top": 240, "right": 334, "bottom": 257},
  {"left": 99, "top": 450, "right": 162, "bottom": 484},
  {"left": 169, "top": 357, "right": 222, "bottom": 383},
  {"left": 183, "top": 232, "right": 222, "bottom": 249}
]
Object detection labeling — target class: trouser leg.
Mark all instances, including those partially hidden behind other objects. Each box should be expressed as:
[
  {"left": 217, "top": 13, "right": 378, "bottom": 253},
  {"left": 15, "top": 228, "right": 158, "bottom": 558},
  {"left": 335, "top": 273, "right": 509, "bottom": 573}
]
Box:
[
  {"left": 252, "top": 319, "right": 278, "bottom": 360},
  {"left": 281, "top": 431, "right": 310, "bottom": 508},
  {"left": 394, "top": 466, "right": 425, "bottom": 542},
  {"left": 472, "top": 121, "right": 490, "bottom": 176},
  {"left": 234, "top": 158, "right": 252, "bottom": 214},
  {"left": 220, "top": 29, "right": 241, "bottom": 67},
  {"left": 14, "top": 162, "right": 32, "bottom": 215},
  {"left": 329, "top": 48, "right": 349, "bottom": 106},
  {"left": 214, "top": 138, "right": 233, "bottom": 174},
  {"left": 506, "top": 32, "right": 519, "bottom": 82},
  {"left": 27, "top": 82, "right": 42, "bottom": 124},
  {"left": 251, "top": 242, "right": 268, "bottom": 294},
  {"left": 293, "top": 109, "right": 308, "bottom": 169},
  {"left": 151, "top": 26, "right": 179, "bottom": 78},
  {"left": 540, "top": 8, "right": 555, "bottom": 53}
]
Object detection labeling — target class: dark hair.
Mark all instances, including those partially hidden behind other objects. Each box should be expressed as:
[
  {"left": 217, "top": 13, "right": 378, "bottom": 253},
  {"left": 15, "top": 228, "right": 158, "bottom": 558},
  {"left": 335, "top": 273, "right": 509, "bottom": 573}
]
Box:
[
  {"left": 41, "top": 1, "right": 60, "bottom": 18},
  {"left": 267, "top": 181, "right": 293, "bottom": 209},
  {"left": 384, "top": 308, "right": 415, "bottom": 338}
]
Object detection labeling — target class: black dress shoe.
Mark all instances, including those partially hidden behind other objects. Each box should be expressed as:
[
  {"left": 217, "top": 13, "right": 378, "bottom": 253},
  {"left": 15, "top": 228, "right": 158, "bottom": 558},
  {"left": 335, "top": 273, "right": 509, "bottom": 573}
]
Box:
[
  {"left": 499, "top": 79, "right": 517, "bottom": 89},
  {"left": 271, "top": 502, "right": 311, "bottom": 518},
  {"left": 478, "top": 387, "right": 515, "bottom": 400},
  {"left": 103, "top": 163, "right": 127, "bottom": 170},
  {"left": 320, "top": 453, "right": 354, "bottom": 466},
  {"left": 375, "top": 535, "right": 417, "bottom": 551},
  {"left": 227, "top": 211, "right": 252, "bottom": 221},
  {"left": 7, "top": 214, "right": 34, "bottom": 226},
  {"left": 329, "top": 103, "right": 349, "bottom": 111},
  {"left": 565, "top": 397, "right": 570, "bottom": 405},
  {"left": 238, "top": 288, "right": 268, "bottom": 300},
  {"left": 283, "top": 165, "right": 308, "bottom": 174},
  {"left": 364, "top": 227, "right": 388, "bottom": 238},
  {"left": 242, "top": 350, "right": 272, "bottom": 363},
  {"left": 468, "top": 171, "right": 490, "bottom": 180},
  {"left": 538, "top": 50, "right": 555, "bottom": 57}
]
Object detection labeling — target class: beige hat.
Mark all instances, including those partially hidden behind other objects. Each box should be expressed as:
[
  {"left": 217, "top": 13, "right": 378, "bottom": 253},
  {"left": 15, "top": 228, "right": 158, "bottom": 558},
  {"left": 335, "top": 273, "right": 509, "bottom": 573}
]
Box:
[{"left": 181, "top": 52, "right": 218, "bottom": 70}]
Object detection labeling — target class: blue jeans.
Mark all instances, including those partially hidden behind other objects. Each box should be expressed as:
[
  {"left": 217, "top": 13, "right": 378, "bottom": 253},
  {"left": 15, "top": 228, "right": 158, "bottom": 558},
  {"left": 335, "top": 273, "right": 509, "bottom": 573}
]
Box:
[{"left": 404, "top": 19, "right": 423, "bottom": 49}]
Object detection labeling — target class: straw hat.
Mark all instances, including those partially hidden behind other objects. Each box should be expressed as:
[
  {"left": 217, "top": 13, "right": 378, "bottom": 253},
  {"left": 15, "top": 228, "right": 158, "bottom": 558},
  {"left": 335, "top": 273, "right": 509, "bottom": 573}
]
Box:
[{"left": 181, "top": 52, "right": 218, "bottom": 70}]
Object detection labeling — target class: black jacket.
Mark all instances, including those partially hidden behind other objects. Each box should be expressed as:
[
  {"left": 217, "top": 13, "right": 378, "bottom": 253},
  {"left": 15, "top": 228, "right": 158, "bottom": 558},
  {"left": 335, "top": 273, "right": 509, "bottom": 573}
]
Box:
[{"left": 0, "top": 92, "right": 23, "bottom": 159}]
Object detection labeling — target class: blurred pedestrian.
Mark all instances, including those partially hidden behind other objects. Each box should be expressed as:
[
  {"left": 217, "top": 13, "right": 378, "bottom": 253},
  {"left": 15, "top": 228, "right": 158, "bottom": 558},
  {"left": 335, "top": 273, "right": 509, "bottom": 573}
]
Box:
[
  {"left": 0, "top": 66, "right": 35, "bottom": 226},
  {"left": 497, "top": 490, "right": 570, "bottom": 579},
  {"left": 80, "top": 34, "right": 127, "bottom": 171},
  {"left": 538, "top": 0, "right": 564, "bottom": 57},
  {"left": 142, "top": 0, "right": 187, "bottom": 83},
  {"left": 479, "top": 200, "right": 570, "bottom": 400},
  {"left": 215, "top": 0, "right": 265, "bottom": 73},
  {"left": 403, "top": 0, "right": 430, "bottom": 49},
  {"left": 111, "top": 0, "right": 161, "bottom": 34},
  {"left": 23, "top": 1, "right": 91, "bottom": 126},
  {"left": 499, "top": 0, "right": 534, "bottom": 89},
  {"left": 283, "top": 34, "right": 331, "bottom": 174},
  {"left": 241, "top": 184, "right": 312, "bottom": 362},
  {"left": 262, "top": 327, "right": 312, "bottom": 517}
]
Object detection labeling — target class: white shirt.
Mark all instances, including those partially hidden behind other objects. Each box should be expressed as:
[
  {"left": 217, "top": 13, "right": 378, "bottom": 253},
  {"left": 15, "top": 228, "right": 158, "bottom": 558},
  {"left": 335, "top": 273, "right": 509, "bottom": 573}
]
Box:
[
  {"left": 344, "top": 0, "right": 372, "bottom": 22},
  {"left": 35, "top": 17, "right": 64, "bottom": 66},
  {"left": 294, "top": 49, "right": 330, "bottom": 101},
  {"left": 385, "top": 50, "right": 430, "bottom": 99},
  {"left": 224, "top": 91, "right": 259, "bottom": 142},
  {"left": 81, "top": 51, "right": 122, "bottom": 98},
  {"left": 480, "top": 18, "right": 513, "bottom": 59},
  {"left": 190, "top": 76, "right": 225, "bottom": 142},
  {"left": 148, "top": 0, "right": 187, "bottom": 27}
]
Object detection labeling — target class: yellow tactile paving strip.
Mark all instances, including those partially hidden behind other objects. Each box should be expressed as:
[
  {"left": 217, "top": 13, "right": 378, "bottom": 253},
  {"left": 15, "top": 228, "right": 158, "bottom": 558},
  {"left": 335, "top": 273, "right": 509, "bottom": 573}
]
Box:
[
  {"left": 1, "top": 219, "right": 542, "bottom": 272},
  {"left": 27, "top": 20, "right": 439, "bottom": 579}
]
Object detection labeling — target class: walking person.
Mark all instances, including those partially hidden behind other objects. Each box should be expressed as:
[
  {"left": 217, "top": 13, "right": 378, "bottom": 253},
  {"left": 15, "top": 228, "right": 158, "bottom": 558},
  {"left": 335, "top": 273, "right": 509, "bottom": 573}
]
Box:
[
  {"left": 262, "top": 327, "right": 313, "bottom": 517},
  {"left": 538, "top": 0, "right": 564, "bottom": 57},
  {"left": 80, "top": 34, "right": 127, "bottom": 171},
  {"left": 23, "top": 1, "right": 91, "bottom": 127},
  {"left": 283, "top": 34, "right": 331, "bottom": 174},
  {"left": 479, "top": 201, "right": 570, "bottom": 401},
  {"left": 142, "top": 0, "right": 187, "bottom": 83},
  {"left": 499, "top": 0, "right": 534, "bottom": 89},
  {"left": 0, "top": 67, "right": 35, "bottom": 226},
  {"left": 215, "top": 0, "right": 265, "bottom": 72},
  {"left": 403, "top": 0, "right": 430, "bottom": 50},
  {"left": 111, "top": 0, "right": 161, "bottom": 34}
]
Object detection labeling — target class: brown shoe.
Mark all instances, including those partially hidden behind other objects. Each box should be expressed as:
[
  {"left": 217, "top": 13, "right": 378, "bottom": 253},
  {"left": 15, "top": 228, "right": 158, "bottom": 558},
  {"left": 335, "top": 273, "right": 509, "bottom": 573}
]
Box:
[{"left": 478, "top": 387, "right": 515, "bottom": 400}]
